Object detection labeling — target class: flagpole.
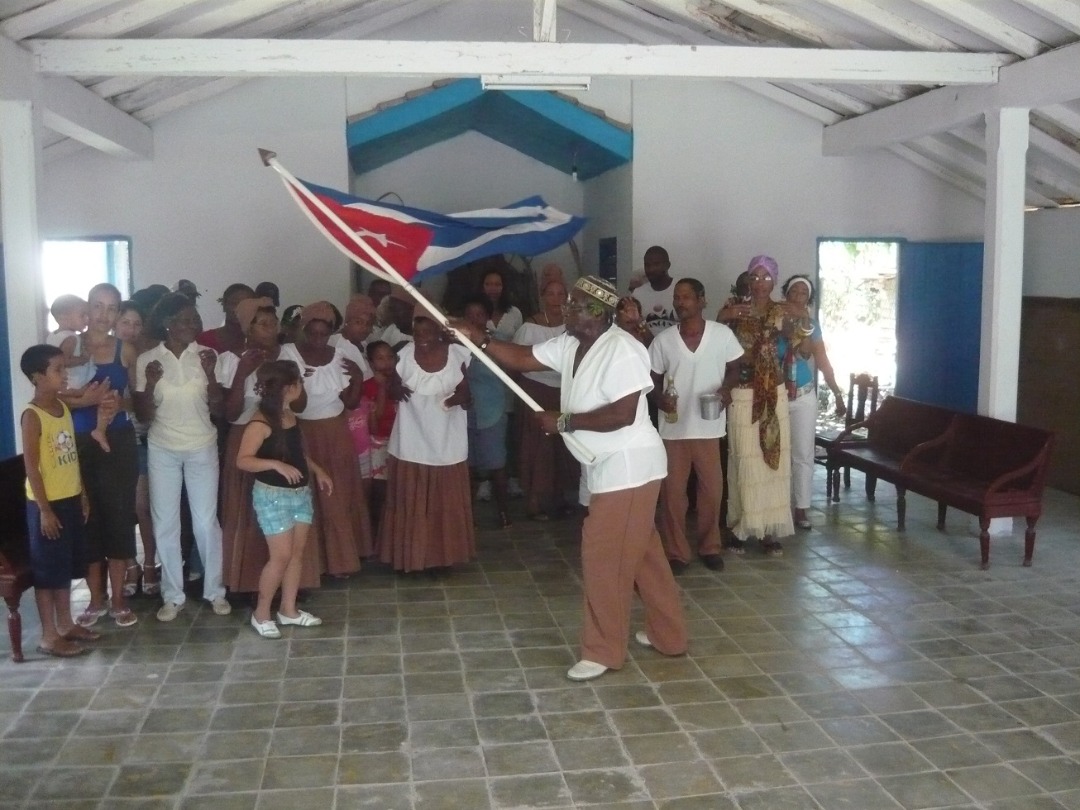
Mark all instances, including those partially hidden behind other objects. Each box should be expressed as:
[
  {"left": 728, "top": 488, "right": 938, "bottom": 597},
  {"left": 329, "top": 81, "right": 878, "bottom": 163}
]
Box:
[{"left": 259, "top": 149, "right": 596, "bottom": 464}]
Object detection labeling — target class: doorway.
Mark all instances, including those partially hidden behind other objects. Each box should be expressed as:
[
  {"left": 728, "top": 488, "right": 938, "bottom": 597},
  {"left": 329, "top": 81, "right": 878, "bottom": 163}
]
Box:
[{"left": 816, "top": 239, "right": 900, "bottom": 406}]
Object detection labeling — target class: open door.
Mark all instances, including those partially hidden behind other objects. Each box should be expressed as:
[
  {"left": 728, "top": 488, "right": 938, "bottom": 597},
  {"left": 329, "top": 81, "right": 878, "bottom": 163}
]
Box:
[{"left": 895, "top": 242, "right": 983, "bottom": 413}]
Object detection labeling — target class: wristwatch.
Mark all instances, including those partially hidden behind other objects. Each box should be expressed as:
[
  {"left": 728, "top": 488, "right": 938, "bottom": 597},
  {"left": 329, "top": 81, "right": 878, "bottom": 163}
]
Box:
[{"left": 556, "top": 412, "right": 574, "bottom": 434}]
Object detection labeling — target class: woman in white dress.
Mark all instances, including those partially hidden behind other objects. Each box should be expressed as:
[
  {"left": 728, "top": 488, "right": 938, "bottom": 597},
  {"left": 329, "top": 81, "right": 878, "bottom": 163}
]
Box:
[{"left": 377, "top": 315, "right": 474, "bottom": 575}]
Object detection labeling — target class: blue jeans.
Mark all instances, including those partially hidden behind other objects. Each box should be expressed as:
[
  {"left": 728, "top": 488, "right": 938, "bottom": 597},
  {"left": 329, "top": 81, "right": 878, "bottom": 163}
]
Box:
[{"left": 148, "top": 441, "right": 224, "bottom": 606}]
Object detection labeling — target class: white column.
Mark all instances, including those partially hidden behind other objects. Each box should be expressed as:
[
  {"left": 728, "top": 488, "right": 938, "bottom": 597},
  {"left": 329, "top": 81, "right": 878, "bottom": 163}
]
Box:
[
  {"left": 979, "top": 107, "right": 1028, "bottom": 421},
  {"left": 0, "top": 97, "right": 45, "bottom": 451},
  {"left": 980, "top": 106, "right": 1028, "bottom": 537}
]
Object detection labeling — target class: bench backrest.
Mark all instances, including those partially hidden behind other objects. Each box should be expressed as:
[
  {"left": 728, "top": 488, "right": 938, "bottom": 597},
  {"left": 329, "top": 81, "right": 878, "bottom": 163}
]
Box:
[
  {"left": 864, "top": 397, "right": 957, "bottom": 458},
  {"left": 0, "top": 455, "right": 29, "bottom": 572},
  {"left": 941, "top": 415, "right": 1055, "bottom": 490}
]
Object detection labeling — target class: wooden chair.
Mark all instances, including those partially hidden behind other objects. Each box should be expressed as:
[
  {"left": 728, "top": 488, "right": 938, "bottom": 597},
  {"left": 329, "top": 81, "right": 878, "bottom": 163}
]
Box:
[
  {"left": 814, "top": 373, "right": 880, "bottom": 502},
  {"left": 0, "top": 455, "right": 33, "bottom": 662}
]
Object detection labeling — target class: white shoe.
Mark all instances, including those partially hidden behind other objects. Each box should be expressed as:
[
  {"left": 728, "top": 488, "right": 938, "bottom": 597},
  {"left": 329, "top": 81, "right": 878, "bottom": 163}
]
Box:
[
  {"left": 156, "top": 601, "right": 185, "bottom": 622},
  {"left": 634, "top": 631, "right": 653, "bottom": 648},
  {"left": 277, "top": 610, "right": 322, "bottom": 627},
  {"left": 476, "top": 481, "right": 492, "bottom": 502},
  {"left": 508, "top": 478, "right": 525, "bottom": 498},
  {"left": 567, "top": 660, "right": 608, "bottom": 681},
  {"left": 210, "top": 597, "right": 232, "bottom": 616},
  {"left": 250, "top": 615, "right": 281, "bottom": 639}
]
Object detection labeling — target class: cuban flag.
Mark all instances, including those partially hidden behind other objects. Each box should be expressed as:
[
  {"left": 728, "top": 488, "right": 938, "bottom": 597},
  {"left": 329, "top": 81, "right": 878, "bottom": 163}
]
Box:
[{"left": 279, "top": 176, "right": 586, "bottom": 283}]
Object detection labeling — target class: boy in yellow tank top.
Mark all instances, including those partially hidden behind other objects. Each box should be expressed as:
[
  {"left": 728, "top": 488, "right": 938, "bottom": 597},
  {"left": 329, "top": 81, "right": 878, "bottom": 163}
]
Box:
[{"left": 20, "top": 345, "right": 96, "bottom": 657}]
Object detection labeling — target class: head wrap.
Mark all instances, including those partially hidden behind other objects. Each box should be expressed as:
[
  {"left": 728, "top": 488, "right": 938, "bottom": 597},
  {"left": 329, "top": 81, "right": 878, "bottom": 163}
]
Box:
[
  {"left": 573, "top": 275, "right": 619, "bottom": 311},
  {"left": 747, "top": 255, "right": 779, "bottom": 283},
  {"left": 235, "top": 297, "right": 275, "bottom": 335},
  {"left": 298, "top": 300, "right": 338, "bottom": 332},
  {"left": 345, "top": 295, "right": 376, "bottom": 321}
]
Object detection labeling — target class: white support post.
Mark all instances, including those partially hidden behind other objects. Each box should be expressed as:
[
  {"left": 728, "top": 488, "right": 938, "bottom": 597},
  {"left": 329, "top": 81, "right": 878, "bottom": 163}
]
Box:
[
  {"left": 980, "top": 107, "right": 1029, "bottom": 536},
  {"left": 979, "top": 107, "right": 1028, "bottom": 421},
  {"left": 0, "top": 97, "right": 45, "bottom": 451}
]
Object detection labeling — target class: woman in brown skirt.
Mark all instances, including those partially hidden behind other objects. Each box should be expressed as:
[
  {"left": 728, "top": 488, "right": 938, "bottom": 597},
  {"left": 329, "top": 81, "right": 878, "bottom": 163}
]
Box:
[
  {"left": 378, "top": 315, "right": 474, "bottom": 575},
  {"left": 512, "top": 277, "right": 579, "bottom": 520},
  {"left": 217, "top": 297, "right": 321, "bottom": 595},
  {"left": 280, "top": 302, "right": 372, "bottom": 576}
]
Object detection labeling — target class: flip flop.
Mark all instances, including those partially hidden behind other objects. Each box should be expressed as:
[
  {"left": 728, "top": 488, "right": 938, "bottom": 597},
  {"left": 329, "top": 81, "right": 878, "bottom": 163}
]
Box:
[
  {"left": 62, "top": 626, "right": 101, "bottom": 642},
  {"left": 37, "top": 641, "right": 88, "bottom": 658}
]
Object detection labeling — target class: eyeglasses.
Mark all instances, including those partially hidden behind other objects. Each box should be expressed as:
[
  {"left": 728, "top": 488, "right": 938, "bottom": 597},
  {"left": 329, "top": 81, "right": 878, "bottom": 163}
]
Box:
[
  {"left": 560, "top": 300, "right": 589, "bottom": 315},
  {"left": 748, "top": 274, "right": 773, "bottom": 283}
]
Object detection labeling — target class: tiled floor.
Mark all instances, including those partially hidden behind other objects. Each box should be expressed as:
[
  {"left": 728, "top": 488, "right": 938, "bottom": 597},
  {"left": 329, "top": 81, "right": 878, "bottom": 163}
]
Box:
[{"left": 3, "top": 473, "right": 1080, "bottom": 809}]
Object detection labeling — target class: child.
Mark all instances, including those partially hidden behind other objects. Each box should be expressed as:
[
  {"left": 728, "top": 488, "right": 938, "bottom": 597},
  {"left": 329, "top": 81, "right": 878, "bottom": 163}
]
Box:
[
  {"left": 47, "top": 295, "right": 94, "bottom": 385},
  {"left": 20, "top": 344, "right": 100, "bottom": 657},
  {"left": 235, "top": 360, "right": 332, "bottom": 639},
  {"left": 361, "top": 340, "right": 399, "bottom": 532},
  {"left": 48, "top": 294, "right": 113, "bottom": 453}
]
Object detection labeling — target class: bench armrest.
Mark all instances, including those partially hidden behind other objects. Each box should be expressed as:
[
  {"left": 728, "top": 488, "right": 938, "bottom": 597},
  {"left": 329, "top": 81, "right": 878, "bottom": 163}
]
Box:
[
  {"left": 899, "top": 419, "right": 957, "bottom": 473},
  {"left": 984, "top": 443, "right": 1052, "bottom": 495}
]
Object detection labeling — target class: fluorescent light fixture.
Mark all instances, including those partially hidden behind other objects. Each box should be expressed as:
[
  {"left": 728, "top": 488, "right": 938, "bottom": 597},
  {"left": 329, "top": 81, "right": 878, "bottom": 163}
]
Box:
[{"left": 481, "top": 74, "right": 590, "bottom": 91}]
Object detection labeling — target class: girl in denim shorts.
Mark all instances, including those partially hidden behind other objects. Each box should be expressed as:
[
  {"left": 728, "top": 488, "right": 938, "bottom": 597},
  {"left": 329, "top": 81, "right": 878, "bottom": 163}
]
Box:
[{"left": 236, "top": 360, "right": 333, "bottom": 638}]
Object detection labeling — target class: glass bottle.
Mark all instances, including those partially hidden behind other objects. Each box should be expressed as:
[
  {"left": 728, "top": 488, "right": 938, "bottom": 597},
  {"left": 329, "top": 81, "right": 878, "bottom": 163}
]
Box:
[{"left": 663, "top": 375, "right": 679, "bottom": 423}]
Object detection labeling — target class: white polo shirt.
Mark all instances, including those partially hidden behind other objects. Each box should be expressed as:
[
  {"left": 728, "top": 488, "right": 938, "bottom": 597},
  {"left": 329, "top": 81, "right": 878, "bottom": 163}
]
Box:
[{"left": 135, "top": 342, "right": 217, "bottom": 452}]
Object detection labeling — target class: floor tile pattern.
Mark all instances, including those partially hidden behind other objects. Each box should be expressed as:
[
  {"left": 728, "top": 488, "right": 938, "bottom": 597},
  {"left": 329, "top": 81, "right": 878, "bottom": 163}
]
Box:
[{"left": 3, "top": 476, "right": 1080, "bottom": 809}]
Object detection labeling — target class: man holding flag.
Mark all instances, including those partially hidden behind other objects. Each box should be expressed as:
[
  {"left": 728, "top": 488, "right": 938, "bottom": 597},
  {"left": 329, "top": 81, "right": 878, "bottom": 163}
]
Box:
[{"left": 452, "top": 276, "right": 688, "bottom": 682}]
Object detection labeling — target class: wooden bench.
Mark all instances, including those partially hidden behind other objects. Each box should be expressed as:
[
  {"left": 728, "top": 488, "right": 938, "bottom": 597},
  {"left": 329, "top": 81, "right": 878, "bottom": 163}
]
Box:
[
  {"left": 831, "top": 398, "right": 1055, "bottom": 569},
  {"left": 0, "top": 455, "right": 33, "bottom": 662},
  {"left": 828, "top": 396, "right": 957, "bottom": 505}
]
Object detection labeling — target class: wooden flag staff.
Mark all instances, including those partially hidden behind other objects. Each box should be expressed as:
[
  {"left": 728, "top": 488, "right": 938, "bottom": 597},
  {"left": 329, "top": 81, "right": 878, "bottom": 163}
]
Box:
[{"left": 260, "top": 149, "right": 595, "bottom": 464}]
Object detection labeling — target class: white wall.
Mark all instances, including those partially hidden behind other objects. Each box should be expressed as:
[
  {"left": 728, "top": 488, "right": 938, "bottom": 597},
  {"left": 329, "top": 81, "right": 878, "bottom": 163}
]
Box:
[
  {"left": 36, "top": 74, "right": 994, "bottom": 326},
  {"left": 1024, "top": 208, "right": 1080, "bottom": 297},
  {"left": 40, "top": 77, "right": 351, "bottom": 325},
  {"left": 630, "top": 80, "right": 986, "bottom": 305},
  {"left": 582, "top": 163, "right": 632, "bottom": 281}
]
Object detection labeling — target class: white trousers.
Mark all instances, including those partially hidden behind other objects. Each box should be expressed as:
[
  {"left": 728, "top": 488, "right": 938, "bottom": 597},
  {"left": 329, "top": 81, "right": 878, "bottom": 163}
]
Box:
[
  {"left": 788, "top": 390, "right": 818, "bottom": 510},
  {"left": 148, "top": 441, "right": 225, "bottom": 606}
]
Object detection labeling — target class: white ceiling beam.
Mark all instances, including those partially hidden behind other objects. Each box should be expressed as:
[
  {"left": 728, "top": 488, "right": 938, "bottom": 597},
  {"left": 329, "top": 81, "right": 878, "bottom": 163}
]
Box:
[
  {"left": 62, "top": 0, "right": 205, "bottom": 37},
  {"left": 1029, "top": 123, "right": 1080, "bottom": 173},
  {"left": 823, "top": 40, "right": 1080, "bottom": 154},
  {"left": 562, "top": 1, "right": 842, "bottom": 123},
  {"left": 26, "top": 39, "right": 1010, "bottom": 84},
  {"left": 0, "top": 34, "right": 150, "bottom": 158},
  {"left": 89, "top": 0, "right": 439, "bottom": 100},
  {"left": 1012, "top": 0, "right": 1080, "bottom": 36},
  {"left": 1037, "top": 104, "right": 1080, "bottom": 140},
  {"left": 951, "top": 126, "right": 1080, "bottom": 200},
  {"left": 630, "top": 0, "right": 771, "bottom": 45},
  {"left": 693, "top": 0, "right": 862, "bottom": 48},
  {"left": 534, "top": 0, "right": 557, "bottom": 42},
  {"left": 38, "top": 74, "right": 152, "bottom": 158},
  {"left": 0, "top": 28, "right": 35, "bottom": 99},
  {"left": 906, "top": 135, "right": 1056, "bottom": 207},
  {"left": 905, "top": 0, "right": 1046, "bottom": 57},
  {"left": 809, "top": 0, "right": 963, "bottom": 51},
  {"left": 0, "top": 0, "right": 120, "bottom": 39}
]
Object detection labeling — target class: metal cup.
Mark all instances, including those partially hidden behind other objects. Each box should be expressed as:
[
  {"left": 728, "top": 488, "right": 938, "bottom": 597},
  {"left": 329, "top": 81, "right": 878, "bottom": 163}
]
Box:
[{"left": 699, "top": 393, "right": 723, "bottom": 420}]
